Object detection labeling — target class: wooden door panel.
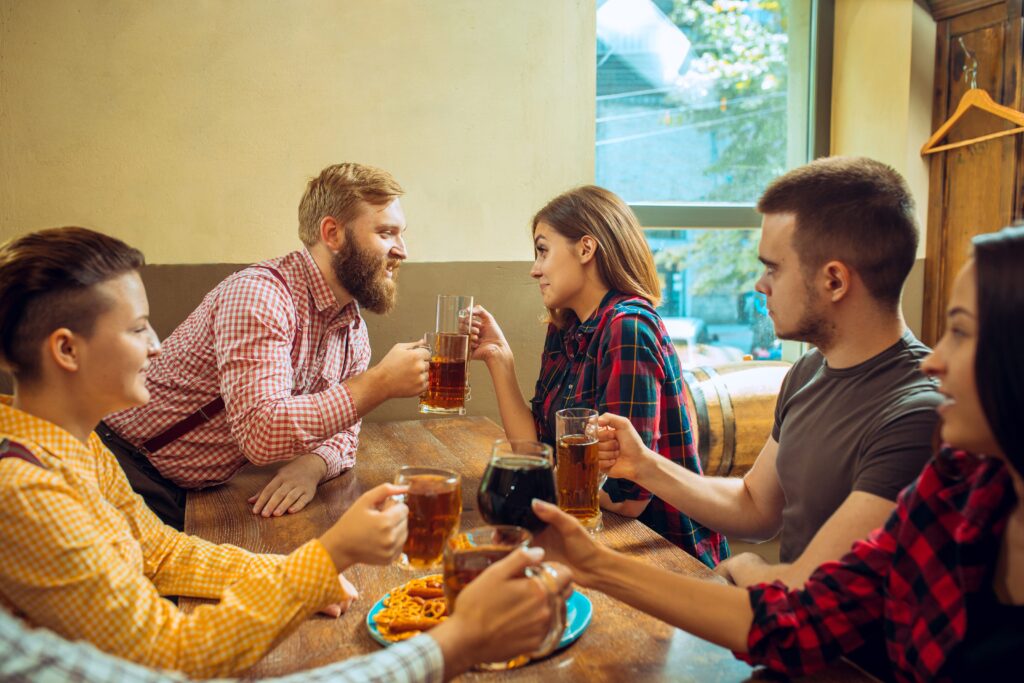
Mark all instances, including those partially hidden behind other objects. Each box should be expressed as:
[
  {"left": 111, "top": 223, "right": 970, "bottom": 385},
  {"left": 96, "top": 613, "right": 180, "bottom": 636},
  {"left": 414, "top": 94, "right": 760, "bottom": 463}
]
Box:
[{"left": 923, "top": 1, "right": 1023, "bottom": 345}]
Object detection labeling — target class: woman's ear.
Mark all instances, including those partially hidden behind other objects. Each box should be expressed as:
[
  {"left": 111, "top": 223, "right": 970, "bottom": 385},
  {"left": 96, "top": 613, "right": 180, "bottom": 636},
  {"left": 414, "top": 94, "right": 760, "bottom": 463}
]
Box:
[
  {"left": 46, "top": 328, "right": 82, "bottom": 373},
  {"left": 578, "top": 236, "right": 599, "bottom": 264}
]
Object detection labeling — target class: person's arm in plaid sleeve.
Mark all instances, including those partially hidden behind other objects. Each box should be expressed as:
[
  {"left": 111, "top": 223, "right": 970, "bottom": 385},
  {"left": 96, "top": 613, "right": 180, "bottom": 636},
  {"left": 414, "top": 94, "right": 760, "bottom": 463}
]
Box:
[
  {"left": 247, "top": 331, "right": 368, "bottom": 518},
  {"left": 1, "top": 605, "right": 444, "bottom": 683},
  {"left": 211, "top": 275, "right": 357, "bottom": 466},
  {"left": 594, "top": 313, "right": 664, "bottom": 517},
  {"left": 535, "top": 496, "right": 891, "bottom": 678},
  {"left": 0, "top": 469, "right": 343, "bottom": 677},
  {"left": 214, "top": 275, "right": 428, "bottom": 516},
  {"left": 97, "top": 437, "right": 282, "bottom": 595},
  {"left": 1, "top": 545, "right": 575, "bottom": 683}
]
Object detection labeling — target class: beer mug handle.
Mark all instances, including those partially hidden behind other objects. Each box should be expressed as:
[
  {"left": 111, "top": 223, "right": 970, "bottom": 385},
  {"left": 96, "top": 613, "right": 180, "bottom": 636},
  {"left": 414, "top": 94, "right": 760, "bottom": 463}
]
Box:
[
  {"left": 584, "top": 418, "right": 608, "bottom": 489},
  {"left": 524, "top": 562, "right": 567, "bottom": 659}
]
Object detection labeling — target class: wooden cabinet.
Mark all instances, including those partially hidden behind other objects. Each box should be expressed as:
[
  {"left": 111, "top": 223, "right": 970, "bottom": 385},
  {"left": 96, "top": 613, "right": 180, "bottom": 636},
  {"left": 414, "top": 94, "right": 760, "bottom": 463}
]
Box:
[{"left": 922, "top": 0, "right": 1024, "bottom": 345}]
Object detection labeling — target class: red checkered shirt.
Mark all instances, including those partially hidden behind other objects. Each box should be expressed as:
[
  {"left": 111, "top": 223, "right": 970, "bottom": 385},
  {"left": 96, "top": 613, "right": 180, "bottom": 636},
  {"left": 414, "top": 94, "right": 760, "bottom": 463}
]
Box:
[
  {"left": 106, "top": 249, "right": 369, "bottom": 487},
  {"left": 740, "top": 448, "right": 1017, "bottom": 682}
]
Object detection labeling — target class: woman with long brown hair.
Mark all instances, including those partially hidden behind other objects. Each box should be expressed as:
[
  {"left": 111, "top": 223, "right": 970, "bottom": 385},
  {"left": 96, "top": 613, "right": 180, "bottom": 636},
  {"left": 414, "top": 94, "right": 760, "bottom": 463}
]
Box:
[
  {"left": 533, "top": 225, "right": 1024, "bottom": 682},
  {"left": 472, "top": 185, "right": 727, "bottom": 567}
]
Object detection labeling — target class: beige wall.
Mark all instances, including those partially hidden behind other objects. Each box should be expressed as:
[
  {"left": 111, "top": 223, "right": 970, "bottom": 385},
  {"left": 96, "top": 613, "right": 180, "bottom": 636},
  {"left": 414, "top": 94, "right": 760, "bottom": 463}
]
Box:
[
  {"left": 831, "top": 0, "right": 935, "bottom": 335},
  {"left": 0, "top": 0, "right": 595, "bottom": 264}
]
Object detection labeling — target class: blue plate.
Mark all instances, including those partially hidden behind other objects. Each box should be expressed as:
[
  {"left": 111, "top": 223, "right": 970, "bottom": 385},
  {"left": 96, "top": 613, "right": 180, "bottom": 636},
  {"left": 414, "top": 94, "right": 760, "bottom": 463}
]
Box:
[{"left": 366, "top": 585, "right": 593, "bottom": 651}]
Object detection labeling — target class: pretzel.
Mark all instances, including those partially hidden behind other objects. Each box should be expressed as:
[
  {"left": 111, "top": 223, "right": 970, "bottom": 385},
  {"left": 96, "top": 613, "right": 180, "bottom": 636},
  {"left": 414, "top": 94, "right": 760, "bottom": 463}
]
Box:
[{"left": 373, "top": 574, "right": 449, "bottom": 642}]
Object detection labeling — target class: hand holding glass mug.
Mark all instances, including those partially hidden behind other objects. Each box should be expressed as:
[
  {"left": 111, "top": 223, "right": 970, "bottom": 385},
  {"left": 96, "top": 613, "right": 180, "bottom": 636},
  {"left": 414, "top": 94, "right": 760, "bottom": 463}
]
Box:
[
  {"left": 593, "top": 412, "right": 660, "bottom": 483},
  {"left": 468, "top": 304, "right": 513, "bottom": 365},
  {"left": 394, "top": 466, "right": 462, "bottom": 570},
  {"left": 420, "top": 295, "right": 473, "bottom": 415},
  {"left": 443, "top": 526, "right": 569, "bottom": 670},
  {"left": 555, "top": 408, "right": 603, "bottom": 532},
  {"left": 317, "top": 483, "right": 410, "bottom": 571},
  {"left": 434, "top": 545, "right": 573, "bottom": 673}
]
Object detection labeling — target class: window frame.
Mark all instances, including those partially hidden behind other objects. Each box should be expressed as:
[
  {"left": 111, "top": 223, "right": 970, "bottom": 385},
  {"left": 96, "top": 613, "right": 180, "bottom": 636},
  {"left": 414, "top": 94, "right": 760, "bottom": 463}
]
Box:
[
  {"left": 618, "top": 0, "right": 834, "bottom": 228},
  {"left": 598, "top": 0, "right": 835, "bottom": 363}
]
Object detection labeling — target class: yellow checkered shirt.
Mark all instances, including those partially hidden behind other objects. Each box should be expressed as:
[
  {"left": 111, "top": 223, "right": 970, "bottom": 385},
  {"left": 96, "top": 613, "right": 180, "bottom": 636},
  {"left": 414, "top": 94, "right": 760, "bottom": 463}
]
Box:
[{"left": 0, "top": 398, "right": 344, "bottom": 678}]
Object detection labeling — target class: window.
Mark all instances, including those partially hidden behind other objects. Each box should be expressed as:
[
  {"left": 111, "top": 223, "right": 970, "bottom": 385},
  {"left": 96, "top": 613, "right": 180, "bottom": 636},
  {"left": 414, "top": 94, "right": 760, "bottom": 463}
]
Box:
[{"left": 596, "top": 0, "right": 832, "bottom": 366}]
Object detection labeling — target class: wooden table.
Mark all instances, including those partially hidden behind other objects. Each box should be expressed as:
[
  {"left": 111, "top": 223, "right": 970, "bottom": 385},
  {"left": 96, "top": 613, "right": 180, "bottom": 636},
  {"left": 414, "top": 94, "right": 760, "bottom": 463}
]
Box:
[{"left": 185, "top": 417, "right": 874, "bottom": 682}]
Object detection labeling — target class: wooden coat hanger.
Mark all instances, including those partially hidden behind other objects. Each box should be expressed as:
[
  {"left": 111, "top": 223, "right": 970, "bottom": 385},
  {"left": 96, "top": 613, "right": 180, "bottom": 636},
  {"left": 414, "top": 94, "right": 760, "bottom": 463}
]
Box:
[{"left": 921, "top": 38, "right": 1024, "bottom": 156}]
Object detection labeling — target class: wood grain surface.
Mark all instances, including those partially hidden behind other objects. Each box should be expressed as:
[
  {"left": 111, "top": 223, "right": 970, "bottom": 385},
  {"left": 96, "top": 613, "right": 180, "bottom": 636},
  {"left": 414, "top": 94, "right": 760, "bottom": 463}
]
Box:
[{"left": 183, "top": 417, "right": 874, "bottom": 682}]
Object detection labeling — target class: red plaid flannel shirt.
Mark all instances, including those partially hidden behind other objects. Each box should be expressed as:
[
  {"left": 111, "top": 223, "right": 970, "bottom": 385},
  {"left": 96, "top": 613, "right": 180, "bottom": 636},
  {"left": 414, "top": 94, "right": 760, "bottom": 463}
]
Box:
[
  {"left": 106, "top": 249, "right": 369, "bottom": 487},
  {"left": 531, "top": 291, "right": 727, "bottom": 567},
  {"left": 740, "top": 449, "right": 1016, "bottom": 682}
]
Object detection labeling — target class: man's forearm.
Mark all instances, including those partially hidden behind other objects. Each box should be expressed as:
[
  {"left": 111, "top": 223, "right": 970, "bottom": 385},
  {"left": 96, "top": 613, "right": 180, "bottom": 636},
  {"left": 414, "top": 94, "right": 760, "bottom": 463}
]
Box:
[
  {"left": 344, "top": 366, "right": 391, "bottom": 418},
  {"left": 637, "top": 457, "right": 780, "bottom": 541}
]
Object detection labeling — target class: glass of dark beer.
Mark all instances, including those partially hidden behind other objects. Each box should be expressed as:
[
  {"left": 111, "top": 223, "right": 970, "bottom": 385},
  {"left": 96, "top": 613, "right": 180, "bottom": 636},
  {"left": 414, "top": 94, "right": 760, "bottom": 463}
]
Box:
[
  {"left": 443, "top": 525, "right": 566, "bottom": 670},
  {"left": 478, "top": 440, "right": 557, "bottom": 532},
  {"left": 395, "top": 466, "right": 462, "bottom": 570},
  {"left": 555, "top": 408, "right": 602, "bottom": 532},
  {"left": 419, "top": 295, "right": 474, "bottom": 414}
]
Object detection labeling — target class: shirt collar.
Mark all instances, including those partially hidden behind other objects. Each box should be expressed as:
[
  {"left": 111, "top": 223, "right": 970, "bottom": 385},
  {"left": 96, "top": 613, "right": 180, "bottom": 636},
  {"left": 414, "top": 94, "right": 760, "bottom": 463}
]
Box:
[
  {"left": 298, "top": 248, "right": 361, "bottom": 327},
  {"left": 934, "top": 448, "right": 1016, "bottom": 530},
  {"left": 565, "top": 290, "right": 628, "bottom": 339},
  {"left": 0, "top": 397, "right": 90, "bottom": 464}
]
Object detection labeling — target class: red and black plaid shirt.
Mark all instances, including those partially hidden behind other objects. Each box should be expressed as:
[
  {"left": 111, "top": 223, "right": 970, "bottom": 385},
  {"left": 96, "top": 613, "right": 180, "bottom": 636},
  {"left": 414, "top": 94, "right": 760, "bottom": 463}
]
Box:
[
  {"left": 531, "top": 291, "right": 727, "bottom": 567},
  {"left": 741, "top": 448, "right": 1017, "bottom": 682}
]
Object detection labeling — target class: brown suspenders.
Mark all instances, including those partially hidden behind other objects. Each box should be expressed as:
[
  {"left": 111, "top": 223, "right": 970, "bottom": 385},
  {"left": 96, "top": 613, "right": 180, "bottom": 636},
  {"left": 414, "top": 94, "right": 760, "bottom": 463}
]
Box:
[
  {"left": 137, "top": 265, "right": 289, "bottom": 456},
  {"left": 0, "top": 438, "right": 44, "bottom": 468}
]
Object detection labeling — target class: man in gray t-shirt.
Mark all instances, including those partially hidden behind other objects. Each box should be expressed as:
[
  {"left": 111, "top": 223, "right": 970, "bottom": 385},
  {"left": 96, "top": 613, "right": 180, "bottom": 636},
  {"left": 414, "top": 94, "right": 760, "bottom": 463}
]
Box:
[
  {"left": 774, "top": 331, "right": 939, "bottom": 562},
  {"left": 595, "top": 157, "right": 942, "bottom": 587}
]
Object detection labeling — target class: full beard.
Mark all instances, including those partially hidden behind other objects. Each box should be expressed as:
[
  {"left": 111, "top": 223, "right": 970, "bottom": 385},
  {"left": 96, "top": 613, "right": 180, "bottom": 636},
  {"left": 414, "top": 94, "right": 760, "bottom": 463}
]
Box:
[{"left": 331, "top": 236, "right": 399, "bottom": 315}]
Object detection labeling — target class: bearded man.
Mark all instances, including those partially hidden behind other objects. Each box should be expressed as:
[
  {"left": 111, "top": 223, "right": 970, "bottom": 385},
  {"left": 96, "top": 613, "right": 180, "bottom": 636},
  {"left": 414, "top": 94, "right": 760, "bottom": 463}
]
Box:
[{"left": 100, "top": 164, "right": 430, "bottom": 529}]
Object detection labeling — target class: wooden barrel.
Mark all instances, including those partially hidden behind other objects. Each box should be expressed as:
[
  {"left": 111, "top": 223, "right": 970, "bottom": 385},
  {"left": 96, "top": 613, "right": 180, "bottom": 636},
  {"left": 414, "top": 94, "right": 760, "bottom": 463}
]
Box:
[{"left": 681, "top": 361, "right": 791, "bottom": 478}]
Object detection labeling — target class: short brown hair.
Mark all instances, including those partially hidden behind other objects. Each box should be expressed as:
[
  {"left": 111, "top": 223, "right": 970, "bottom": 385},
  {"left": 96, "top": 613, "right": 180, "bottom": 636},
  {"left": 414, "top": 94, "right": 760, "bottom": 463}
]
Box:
[
  {"left": 297, "top": 163, "right": 404, "bottom": 246},
  {"left": 757, "top": 156, "right": 918, "bottom": 309},
  {"left": 533, "top": 185, "right": 660, "bottom": 328},
  {"left": 0, "top": 227, "right": 145, "bottom": 381}
]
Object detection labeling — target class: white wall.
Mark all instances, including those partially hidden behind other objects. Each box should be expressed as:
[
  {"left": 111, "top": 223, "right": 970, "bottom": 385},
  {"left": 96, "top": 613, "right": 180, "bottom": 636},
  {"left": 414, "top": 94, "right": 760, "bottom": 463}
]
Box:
[{"left": 0, "top": 0, "right": 596, "bottom": 264}]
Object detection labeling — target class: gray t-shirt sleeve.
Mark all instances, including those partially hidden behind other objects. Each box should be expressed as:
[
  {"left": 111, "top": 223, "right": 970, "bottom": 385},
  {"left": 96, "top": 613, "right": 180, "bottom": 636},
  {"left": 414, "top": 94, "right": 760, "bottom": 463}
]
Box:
[
  {"left": 852, "top": 406, "right": 940, "bottom": 501},
  {"left": 771, "top": 354, "right": 817, "bottom": 443}
]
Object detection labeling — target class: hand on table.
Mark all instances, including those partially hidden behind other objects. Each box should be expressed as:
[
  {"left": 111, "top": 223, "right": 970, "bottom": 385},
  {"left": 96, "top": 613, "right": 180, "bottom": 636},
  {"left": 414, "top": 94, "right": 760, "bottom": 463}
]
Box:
[
  {"left": 318, "top": 483, "right": 409, "bottom": 572},
  {"left": 713, "top": 552, "right": 770, "bottom": 586},
  {"left": 318, "top": 574, "right": 359, "bottom": 617},
  {"left": 595, "top": 413, "right": 659, "bottom": 484},
  {"left": 249, "top": 453, "right": 327, "bottom": 517}
]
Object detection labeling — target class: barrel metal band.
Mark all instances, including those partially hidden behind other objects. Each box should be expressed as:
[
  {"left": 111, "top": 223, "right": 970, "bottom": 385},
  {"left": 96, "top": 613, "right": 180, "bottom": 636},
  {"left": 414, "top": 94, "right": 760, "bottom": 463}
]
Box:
[
  {"left": 682, "top": 369, "right": 711, "bottom": 471},
  {"left": 700, "top": 366, "right": 736, "bottom": 476}
]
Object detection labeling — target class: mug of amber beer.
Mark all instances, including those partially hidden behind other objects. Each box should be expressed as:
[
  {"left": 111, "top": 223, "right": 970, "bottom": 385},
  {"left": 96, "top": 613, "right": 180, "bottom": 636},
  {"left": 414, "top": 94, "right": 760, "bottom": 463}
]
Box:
[
  {"left": 443, "top": 526, "right": 566, "bottom": 670},
  {"left": 395, "top": 466, "right": 462, "bottom": 570},
  {"left": 555, "top": 408, "right": 602, "bottom": 532},
  {"left": 419, "top": 295, "right": 473, "bottom": 414}
]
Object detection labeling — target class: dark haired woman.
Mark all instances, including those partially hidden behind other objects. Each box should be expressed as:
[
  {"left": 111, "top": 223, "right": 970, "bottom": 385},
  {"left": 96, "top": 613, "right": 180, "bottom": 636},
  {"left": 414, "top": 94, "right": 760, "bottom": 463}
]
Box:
[
  {"left": 534, "top": 226, "right": 1024, "bottom": 682},
  {"left": 471, "top": 185, "right": 727, "bottom": 567},
  {"left": 0, "top": 227, "right": 412, "bottom": 677}
]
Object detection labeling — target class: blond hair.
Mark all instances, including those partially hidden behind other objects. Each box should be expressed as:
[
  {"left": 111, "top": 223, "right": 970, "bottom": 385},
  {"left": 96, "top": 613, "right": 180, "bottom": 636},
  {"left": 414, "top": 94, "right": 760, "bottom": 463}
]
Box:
[
  {"left": 297, "top": 163, "right": 404, "bottom": 246},
  {"left": 533, "top": 185, "right": 660, "bottom": 328}
]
